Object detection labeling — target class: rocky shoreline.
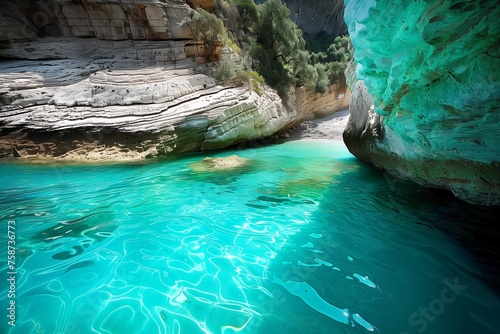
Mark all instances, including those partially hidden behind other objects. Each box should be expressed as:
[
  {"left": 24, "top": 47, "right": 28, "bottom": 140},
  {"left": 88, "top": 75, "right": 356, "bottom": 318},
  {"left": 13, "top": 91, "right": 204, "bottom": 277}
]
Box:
[
  {"left": 0, "top": 0, "right": 351, "bottom": 163},
  {"left": 0, "top": 36, "right": 350, "bottom": 162}
]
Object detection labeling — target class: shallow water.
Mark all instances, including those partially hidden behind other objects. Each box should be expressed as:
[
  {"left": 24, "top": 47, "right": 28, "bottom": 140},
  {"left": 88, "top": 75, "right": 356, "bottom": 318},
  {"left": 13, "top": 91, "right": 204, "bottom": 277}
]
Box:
[{"left": 0, "top": 139, "right": 499, "bottom": 334}]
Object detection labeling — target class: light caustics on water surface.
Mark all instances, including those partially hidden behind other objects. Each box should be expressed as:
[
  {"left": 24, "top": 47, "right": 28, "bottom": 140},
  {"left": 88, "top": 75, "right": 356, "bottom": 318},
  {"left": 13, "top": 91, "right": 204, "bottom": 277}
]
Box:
[{"left": 0, "top": 139, "right": 499, "bottom": 334}]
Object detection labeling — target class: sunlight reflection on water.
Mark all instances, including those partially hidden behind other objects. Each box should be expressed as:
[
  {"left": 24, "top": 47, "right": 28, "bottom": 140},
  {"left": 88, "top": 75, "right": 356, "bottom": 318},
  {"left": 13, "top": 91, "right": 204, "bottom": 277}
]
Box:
[{"left": 0, "top": 140, "right": 499, "bottom": 334}]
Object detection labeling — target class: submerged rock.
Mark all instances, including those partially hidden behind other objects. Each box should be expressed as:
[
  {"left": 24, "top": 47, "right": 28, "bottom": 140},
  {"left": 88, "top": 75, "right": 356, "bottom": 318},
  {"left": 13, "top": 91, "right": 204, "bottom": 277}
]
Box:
[
  {"left": 189, "top": 155, "right": 250, "bottom": 172},
  {"left": 343, "top": 0, "right": 500, "bottom": 205}
]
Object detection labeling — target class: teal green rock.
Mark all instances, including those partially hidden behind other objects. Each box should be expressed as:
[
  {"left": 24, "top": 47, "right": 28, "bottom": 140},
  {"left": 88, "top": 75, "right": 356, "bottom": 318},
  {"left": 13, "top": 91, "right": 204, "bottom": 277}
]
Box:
[{"left": 343, "top": 0, "right": 500, "bottom": 205}]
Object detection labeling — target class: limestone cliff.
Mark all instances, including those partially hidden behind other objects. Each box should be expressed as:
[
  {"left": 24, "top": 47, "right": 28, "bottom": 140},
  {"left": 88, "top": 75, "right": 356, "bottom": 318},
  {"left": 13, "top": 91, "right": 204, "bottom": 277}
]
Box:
[
  {"left": 343, "top": 0, "right": 500, "bottom": 205},
  {"left": 0, "top": 38, "right": 281, "bottom": 160},
  {"left": 0, "top": 0, "right": 350, "bottom": 161},
  {"left": 1, "top": 0, "right": 193, "bottom": 42}
]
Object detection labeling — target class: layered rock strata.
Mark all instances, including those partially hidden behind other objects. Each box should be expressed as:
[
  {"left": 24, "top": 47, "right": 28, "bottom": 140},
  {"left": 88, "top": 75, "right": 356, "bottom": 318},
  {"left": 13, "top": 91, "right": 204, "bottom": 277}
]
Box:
[
  {"left": 0, "top": 0, "right": 350, "bottom": 161},
  {"left": 343, "top": 0, "right": 500, "bottom": 205},
  {"left": 1, "top": 0, "right": 194, "bottom": 42},
  {"left": 0, "top": 38, "right": 350, "bottom": 161}
]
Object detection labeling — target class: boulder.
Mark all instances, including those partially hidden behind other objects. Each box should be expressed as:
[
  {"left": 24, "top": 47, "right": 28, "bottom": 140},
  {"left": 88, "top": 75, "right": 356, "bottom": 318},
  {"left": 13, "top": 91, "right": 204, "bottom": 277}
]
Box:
[{"left": 343, "top": 0, "right": 500, "bottom": 205}]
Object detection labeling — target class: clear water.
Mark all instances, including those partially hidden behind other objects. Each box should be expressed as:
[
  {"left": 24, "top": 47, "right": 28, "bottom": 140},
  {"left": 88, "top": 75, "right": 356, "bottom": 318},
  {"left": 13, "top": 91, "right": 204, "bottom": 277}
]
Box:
[{"left": 0, "top": 139, "right": 499, "bottom": 334}]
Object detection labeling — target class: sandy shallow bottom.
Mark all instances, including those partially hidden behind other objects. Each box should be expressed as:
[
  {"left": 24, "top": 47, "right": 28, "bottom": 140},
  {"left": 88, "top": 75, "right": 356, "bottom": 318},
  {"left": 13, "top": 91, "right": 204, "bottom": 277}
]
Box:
[
  {"left": 287, "top": 109, "right": 350, "bottom": 141},
  {"left": 1, "top": 138, "right": 499, "bottom": 334}
]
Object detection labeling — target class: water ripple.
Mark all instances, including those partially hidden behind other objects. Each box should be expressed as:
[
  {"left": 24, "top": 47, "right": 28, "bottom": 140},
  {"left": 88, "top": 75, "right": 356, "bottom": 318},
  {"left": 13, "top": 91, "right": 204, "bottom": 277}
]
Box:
[{"left": 1, "top": 141, "right": 499, "bottom": 334}]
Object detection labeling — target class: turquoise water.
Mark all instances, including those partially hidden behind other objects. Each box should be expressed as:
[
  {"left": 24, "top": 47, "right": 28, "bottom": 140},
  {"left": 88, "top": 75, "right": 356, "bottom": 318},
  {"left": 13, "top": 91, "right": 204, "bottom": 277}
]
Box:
[{"left": 1, "top": 139, "right": 499, "bottom": 334}]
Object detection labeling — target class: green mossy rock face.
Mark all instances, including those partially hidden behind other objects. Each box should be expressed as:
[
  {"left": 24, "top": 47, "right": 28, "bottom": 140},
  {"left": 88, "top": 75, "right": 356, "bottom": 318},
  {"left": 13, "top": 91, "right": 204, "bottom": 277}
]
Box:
[{"left": 343, "top": 0, "right": 500, "bottom": 205}]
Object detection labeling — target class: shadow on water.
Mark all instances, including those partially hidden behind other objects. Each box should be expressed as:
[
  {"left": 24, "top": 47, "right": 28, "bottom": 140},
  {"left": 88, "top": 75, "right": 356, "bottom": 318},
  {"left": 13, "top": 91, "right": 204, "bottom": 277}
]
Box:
[
  {"left": 345, "top": 161, "right": 500, "bottom": 295},
  {"left": 264, "top": 158, "right": 500, "bottom": 333},
  {"left": 1, "top": 140, "right": 498, "bottom": 333}
]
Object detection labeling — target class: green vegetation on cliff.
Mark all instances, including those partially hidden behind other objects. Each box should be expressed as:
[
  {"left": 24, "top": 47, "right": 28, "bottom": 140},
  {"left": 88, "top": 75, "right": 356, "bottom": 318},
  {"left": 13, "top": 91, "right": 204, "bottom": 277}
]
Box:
[
  {"left": 189, "top": 0, "right": 351, "bottom": 97},
  {"left": 184, "top": 9, "right": 227, "bottom": 62}
]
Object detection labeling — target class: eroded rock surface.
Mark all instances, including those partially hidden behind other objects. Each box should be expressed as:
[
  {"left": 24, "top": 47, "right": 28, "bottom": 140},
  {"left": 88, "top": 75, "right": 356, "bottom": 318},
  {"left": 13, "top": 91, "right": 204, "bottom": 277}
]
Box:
[
  {"left": 0, "top": 0, "right": 351, "bottom": 161},
  {"left": 0, "top": 37, "right": 350, "bottom": 161},
  {"left": 343, "top": 0, "right": 500, "bottom": 205},
  {"left": 0, "top": 39, "right": 272, "bottom": 159},
  {"left": 1, "top": 0, "right": 194, "bottom": 42}
]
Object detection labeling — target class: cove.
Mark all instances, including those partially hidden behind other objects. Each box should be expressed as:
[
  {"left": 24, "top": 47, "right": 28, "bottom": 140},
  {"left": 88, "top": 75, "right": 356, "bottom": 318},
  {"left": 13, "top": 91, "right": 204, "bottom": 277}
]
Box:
[{"left": 0, "top": 139, "right": 499, "bottom": 334}]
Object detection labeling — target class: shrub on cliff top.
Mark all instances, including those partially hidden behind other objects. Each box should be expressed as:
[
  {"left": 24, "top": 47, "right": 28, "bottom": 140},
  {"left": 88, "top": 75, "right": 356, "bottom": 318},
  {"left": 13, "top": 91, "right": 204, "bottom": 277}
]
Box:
[
  {"left": 185, "top": 9, "right": 227, "bottom": 61},
  {"left": 214, "top": 60, "right": 235, "bottom": 83}
]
